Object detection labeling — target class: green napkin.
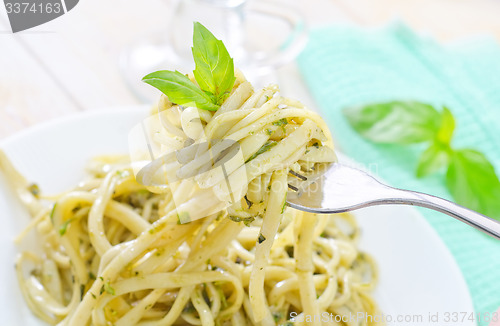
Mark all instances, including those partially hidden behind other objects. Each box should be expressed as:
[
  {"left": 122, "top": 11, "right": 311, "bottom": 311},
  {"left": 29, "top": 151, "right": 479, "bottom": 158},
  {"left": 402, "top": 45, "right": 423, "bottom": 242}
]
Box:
[{"left": 297, "top": 23, "right": 500, "bottom": 324}]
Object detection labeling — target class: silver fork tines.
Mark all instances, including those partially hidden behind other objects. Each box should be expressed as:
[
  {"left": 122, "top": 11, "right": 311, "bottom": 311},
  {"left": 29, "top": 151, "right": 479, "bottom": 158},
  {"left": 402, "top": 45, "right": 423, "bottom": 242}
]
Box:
[{"left": 286, "top": 162, "right": 500, "bottom": 240}]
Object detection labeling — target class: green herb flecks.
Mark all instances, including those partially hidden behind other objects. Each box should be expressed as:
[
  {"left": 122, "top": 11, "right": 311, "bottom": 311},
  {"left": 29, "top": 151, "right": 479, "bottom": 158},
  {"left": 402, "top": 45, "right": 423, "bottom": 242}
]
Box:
[
  {"left": 246, "top": 141, "right": 277, "bottom": 163},
  {"left": 177, "top": 212, "right": 191, "bottom": 224},
  {"left": 101, "top": 280, "right": 115, "bottom": 296},
  {"left": 228, "top": 215, "right": 255, "bottom": 226},
  {"left": 80, "top": 284, "right": 86, "bottom": 300},
  {"left": 281, "top": 193, "right": 287, "bottom": 214},
  {"left": 273, "top": 118, "right": 288, "bottom": 127},
  {"left": 273, "top": 118, "right": 288, "bottom": 132},
  {"left": 50, "top": 203, "right": 58, "bottom": 222},
  {"left": 59, "top": 218, "right": 75, "bottom": 236},
  {"left": 216, "top": 286, "right": 228, "bottom": 309},
  {"left": 28, "top": 183, "right": 40, "bottom": 197}
]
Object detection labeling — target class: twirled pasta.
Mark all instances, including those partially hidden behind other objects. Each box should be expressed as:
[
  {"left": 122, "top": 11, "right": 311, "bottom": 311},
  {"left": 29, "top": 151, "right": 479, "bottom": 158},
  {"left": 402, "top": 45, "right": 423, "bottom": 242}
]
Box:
[{"left": 2, "top": 73, "right": 381, "bottom": 326}]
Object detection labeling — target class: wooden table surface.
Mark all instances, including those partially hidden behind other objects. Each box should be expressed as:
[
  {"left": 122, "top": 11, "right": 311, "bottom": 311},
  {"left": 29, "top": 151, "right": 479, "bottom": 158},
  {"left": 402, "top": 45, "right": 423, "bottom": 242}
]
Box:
[{"left": 2, "top": 0, "right": 500, "bottom": 140}]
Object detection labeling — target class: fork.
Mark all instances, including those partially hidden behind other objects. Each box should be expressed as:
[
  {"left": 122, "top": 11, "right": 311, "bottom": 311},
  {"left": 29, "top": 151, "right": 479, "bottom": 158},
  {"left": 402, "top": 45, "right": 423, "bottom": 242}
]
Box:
[{"left": 286, "top": 162, "right": 500, "bottom": 240}]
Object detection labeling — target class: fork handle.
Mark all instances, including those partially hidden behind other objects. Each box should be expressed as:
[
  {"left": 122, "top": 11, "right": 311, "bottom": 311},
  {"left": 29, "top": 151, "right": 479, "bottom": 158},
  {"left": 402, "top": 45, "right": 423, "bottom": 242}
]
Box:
[{"left": 396, "top": 190, "right": 500, "bottom": 240}]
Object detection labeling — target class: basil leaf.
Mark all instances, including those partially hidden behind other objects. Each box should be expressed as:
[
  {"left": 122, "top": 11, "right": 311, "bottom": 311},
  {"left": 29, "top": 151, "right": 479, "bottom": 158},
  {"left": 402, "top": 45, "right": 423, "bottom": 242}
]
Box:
[
  {"left": 104, "top": 281, "right": 115, "bottom": 295},
  {"left": 416, "top": 142, "right": 450, "bottom": 178},
  {"left": 416, "top": 107, "right": 454, "bottom": 178},
  {"left": 436, "top": 107, "right": 455, "bottom": 145},
  {"left": 343, "top": 101, "right": 442, "bottom": 144},
  {"left": 446, "top": 149, "right": 500, "bottom": 220},
  {"left": 192, "top": 22, "right": 235, "bottom": 105},
  {"left": 142, "top": 70, "right": 219, "bottom": 111}
]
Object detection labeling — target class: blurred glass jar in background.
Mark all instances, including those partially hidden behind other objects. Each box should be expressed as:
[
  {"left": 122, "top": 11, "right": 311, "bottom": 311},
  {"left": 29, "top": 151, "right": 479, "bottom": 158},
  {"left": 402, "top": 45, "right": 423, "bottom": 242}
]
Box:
[{"left": 121, "top": 0, "right": 307, "bottom": 102}]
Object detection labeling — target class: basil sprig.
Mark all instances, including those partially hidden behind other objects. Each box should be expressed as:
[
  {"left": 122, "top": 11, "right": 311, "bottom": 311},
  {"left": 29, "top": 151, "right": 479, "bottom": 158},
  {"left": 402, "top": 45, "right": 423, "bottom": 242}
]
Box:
[
  {"left": 142, "top": 22, "right": 235, "bottom": 111},
  {"left": 344, "top": 101, "right": 500, "bottom": 220}
]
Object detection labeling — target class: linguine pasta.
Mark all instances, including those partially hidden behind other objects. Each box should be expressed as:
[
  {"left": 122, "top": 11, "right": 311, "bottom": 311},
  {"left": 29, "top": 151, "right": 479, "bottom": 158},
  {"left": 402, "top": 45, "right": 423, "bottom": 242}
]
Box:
[{"left": 1, "top": 73, "right": 381, "bottom": 326}]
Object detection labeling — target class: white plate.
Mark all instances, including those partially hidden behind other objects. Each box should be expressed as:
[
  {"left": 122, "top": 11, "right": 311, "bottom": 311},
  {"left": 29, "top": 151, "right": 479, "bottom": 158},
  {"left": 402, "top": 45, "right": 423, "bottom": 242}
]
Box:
[{"left": 0, "top": 108, "right": 475, "bottom": 326}]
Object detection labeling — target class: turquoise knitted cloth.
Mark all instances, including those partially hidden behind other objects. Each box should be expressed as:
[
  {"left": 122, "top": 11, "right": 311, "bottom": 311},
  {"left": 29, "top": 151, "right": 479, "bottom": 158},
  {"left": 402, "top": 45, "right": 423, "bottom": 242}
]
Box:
[{"left": 297, "top": 24, "right": 500, "bottom": 324}]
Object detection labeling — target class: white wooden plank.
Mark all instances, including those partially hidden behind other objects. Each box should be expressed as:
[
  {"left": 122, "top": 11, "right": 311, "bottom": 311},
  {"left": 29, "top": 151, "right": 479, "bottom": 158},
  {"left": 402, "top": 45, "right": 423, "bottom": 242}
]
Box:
[
  {"left": 14, "top": 0, "right": 172, "bottom": 110},
  {"left": 0, "top": 16, "right": 80, "bottom": 140}
]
